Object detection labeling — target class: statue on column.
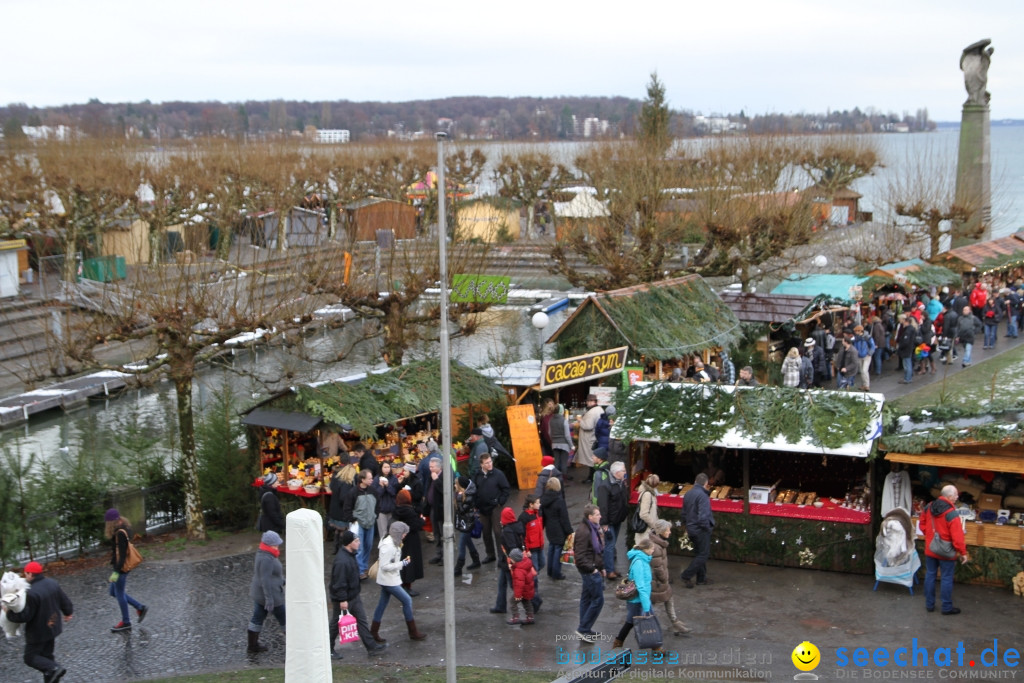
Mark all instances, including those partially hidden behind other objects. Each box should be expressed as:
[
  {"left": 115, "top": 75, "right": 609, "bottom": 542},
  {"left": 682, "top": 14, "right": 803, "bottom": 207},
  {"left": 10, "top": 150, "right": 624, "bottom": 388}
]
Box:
[{"left": 960, "top": 39, "right": 994, "bottom": 106}]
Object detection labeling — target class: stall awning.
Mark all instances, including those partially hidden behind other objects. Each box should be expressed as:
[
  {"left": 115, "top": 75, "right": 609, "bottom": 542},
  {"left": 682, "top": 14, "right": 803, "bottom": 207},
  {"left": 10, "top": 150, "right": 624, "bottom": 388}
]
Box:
[
  {"left": 242, "top": 409, "right": 323, "bottom": 433},
  {"left": 885, "top": 448, "right": 1024, "bottom": 475}
]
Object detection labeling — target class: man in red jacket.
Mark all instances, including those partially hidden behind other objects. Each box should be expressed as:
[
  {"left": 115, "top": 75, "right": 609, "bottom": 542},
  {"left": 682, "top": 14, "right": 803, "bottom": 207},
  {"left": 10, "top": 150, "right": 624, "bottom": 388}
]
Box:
[{"left": 920, "top": 485, "right": 970, "bottom": 615}]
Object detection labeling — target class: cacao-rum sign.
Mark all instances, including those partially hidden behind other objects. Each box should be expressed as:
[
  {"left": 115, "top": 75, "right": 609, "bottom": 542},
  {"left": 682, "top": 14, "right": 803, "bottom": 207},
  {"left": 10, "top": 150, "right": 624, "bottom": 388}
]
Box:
[{"left": 540, "top": 346, "right": 629, "bottom": 390}]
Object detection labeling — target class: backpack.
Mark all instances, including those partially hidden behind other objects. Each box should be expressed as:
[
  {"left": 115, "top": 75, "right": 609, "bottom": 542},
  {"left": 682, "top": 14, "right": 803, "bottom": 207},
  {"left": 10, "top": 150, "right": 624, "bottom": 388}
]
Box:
[{"left": 590, "top": 467, "right": 610, "bottom": 505}]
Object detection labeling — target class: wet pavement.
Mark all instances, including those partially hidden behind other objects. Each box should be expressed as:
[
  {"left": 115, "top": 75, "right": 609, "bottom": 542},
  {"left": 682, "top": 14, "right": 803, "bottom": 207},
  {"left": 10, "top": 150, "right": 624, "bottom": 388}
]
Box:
[{"left": 5, "top": 336, "right": 1024, "bottom": 682}]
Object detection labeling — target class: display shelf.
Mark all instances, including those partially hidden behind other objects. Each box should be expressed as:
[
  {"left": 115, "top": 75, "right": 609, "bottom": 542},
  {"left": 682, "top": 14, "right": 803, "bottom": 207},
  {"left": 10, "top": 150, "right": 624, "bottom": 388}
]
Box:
[
  {"left": 628, "top": 490, "right": 744, "bottom": 514},
  {"left": 749, "top": 500, "right": 870, "bottom": 525},
  {"left": 912, "top": 517, "right": 1023, "bottom": 551}
]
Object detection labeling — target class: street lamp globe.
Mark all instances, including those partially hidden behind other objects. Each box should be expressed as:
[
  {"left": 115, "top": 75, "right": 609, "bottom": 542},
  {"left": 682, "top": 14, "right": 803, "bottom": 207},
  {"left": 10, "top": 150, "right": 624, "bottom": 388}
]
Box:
[
  {"left": 812, "top": 255, "right": 828, "bottom": 268},
  {"left": 531, "top": 311, "right": 549, "bottom": 331}
]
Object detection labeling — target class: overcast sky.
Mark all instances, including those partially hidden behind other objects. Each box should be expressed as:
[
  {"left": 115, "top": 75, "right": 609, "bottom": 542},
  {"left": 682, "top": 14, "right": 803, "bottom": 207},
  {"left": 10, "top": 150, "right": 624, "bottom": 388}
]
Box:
[{"left": 3, "top": 0, "right": 1021, "bottom": 121}]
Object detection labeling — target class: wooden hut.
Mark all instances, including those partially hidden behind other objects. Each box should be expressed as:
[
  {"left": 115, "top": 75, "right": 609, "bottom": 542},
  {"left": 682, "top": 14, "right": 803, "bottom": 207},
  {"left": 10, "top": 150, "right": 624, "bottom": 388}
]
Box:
[{"left": 342, "top": 198, "right": 418, "bottom": 242}]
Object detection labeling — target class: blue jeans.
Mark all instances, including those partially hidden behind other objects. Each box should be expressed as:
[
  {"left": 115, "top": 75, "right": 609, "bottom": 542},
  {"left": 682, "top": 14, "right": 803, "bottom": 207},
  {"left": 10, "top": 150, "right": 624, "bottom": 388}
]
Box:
[
  {"left": 546, "top": 542, "right": 564, "bottom": 578},
  {"left": 457, "top": 532, "right": 479, "bottom": 566},
  {"left": 602, "top": 524, "right": 620, "bottom": 574},
  {"left": 109, "top": 571, "right": 144, "bottom": 623},
  {"left": 494, "top": 564, "right": 512, "bottom": 611},
  {"left": 249, "top": 601, "right": 286, "bottom": 632},
  {"left": 577, "top": 571, "right": 605, "bottom": 633},
  {"left": 872, "top": 347, "right": 885, "bottom": 375},
  {"left": 984, "top": 323, "right": 997, "bottom": 348},
  {"left": 962, "top": 342, "right": 973, "bottom": 365},
  {"left": 902, "top": 356, "right": 914, "bottom": 382},
  {"left": 924, "top": 555, "right": 956, "bottom": 613},
  {"left": 373, "top": 584, "right": 414, "bottom": 622},
  {"left": 530, "top": 545, "right": 545, "bottom": 572},
  {"left": 356, "top": 523, "right": 374, "bottom": 573},
  {"left": 1009, "top": 315, "right": 1019, "bottom": 338}
]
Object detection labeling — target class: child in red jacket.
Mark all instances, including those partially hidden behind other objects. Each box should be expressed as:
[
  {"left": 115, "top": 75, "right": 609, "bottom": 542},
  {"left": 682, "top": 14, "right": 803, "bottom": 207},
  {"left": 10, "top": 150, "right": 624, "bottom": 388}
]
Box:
[{"left": 508, "top": 548, "right": 537, "bottom": 625}]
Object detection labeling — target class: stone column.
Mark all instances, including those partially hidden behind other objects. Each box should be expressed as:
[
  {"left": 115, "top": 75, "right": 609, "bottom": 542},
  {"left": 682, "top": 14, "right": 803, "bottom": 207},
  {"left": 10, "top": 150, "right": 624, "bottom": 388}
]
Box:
[{"left": 955, "top": 103, "right": 991, "bottom": 242}]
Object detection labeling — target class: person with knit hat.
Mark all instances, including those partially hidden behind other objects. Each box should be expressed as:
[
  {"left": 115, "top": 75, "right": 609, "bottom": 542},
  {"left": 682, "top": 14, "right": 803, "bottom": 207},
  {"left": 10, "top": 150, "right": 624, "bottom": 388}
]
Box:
[
  {"left": 372, "top": 521, "right": 426, "bottom": 641},
  {"left": 257, "top": 472, "right": 285, "bottom": 535},
  {"left": 507, "top": 547, "right": 537, "bottom": 625},
  {"left": 6, "top": 561, "right": 72, "bottom": 682},
  {"left": 104, "top": 508, "right": 148, "bottom": 633},
  {"left": 489, "top": 506, "right": 526, "bottom": 616},
  {"left": 247, "top": 530, "right": 285, "bottom": 653},
  {"left": 533, "top": 455, "right": 563, "bottom": 498},
  {"left": 329, "top": 530, "right": 387, "bottom": 659},
  {"left": 453, "top": 475, "right": 482, "bottom": 577},
  {"left": 391, "top": 488, "right": 424, "bottom": 596}
]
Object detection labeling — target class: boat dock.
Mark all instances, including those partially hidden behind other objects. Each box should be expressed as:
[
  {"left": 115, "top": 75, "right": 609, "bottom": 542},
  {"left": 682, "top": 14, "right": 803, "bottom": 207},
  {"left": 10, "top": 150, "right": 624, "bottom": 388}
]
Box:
[{"left": 0, "top": 370, "right": 132, "bottom": 428}]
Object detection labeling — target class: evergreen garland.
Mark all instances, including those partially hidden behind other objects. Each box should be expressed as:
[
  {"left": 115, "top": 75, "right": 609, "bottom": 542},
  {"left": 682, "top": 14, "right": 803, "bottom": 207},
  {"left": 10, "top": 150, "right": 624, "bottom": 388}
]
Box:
[
  {"left": 881, "top": 399, "right": 1024, "bottom": 454},
  {"left": 615, "top": 383, "right": 880, "bottom": 454}
]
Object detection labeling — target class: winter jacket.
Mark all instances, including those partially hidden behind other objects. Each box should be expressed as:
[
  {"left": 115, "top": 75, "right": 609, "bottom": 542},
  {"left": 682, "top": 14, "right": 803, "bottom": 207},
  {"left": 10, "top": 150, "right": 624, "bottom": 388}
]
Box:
[
  {"left": 534, "top": 465, "right": 563, "bottom": 498},
  {"left": 511, "top": 556, "right": 537, "bottom": 601},
  {"left": 897, "top": 324, "right": 919, "bottom": 359},
  {"left": 852, "top": 333, "right": 876, "bottom": 359},
  {"left": 589, "top": 461, "right": 611, "bottom": 504},
  {"left": 467, "top": 437, "right": 489, "bottom": 478},
  {"left": 499, "top": 507, "right": 525, "bottom": 560},
  {"left": 5, "top": 575, "right": 73, "bottom": 644},
  {"left": 258, "top": 485, "right": 285, "bottom": 534},
  {"left": 596, "top": 475, "right": 628, "bottom": 526},
  {"left": 358, "top": 450, "right": 380, "bottom": 477},
  {"left": 636, "top": 483, "right": 660, "bottom": 530},
  {"left": 573, "top": 519, "right": 605, "bottom": 575},
  {"left": 349, "top": 486, "right": 379, "bottom": 529},
  {"left": 871, "top": 320, "right": 887, "bottom": 350},
  {"left": 646, "top": 530, "right": 671, "bottom": 605},
  {"left": 110, "top": 522, "right": 136, "bottom": 573},
  {"left": 982, "top": 301, "right": 1002, "bottom": 325},
  {"left": 473, "top": 468, "right": 511, "bottom": 515},
  {"left": 834, "top": 344, "right": 859, "bottom": 378},
  {"left": 392, "top": 504, "right": 424, "bottom": 583},
  {"left": 539, "top": 489, "right": 572, "bottom": 548},
  {"left": 955, "top": 315, "right": 981, "bottom": 344},
  {"left": 328, "top": 474, "right": 351, "bottom": 522},
  {"left": 329, "top": 545, "right": 362, "bottom": 602},
  {"left": 375, "top": 474, "right": 399, "bottom": 515},
  {"left": 375, "top": 535, "right": 405, "bottom": 587},
  {"left": 250, "top": 546, "right": 285, "bottom": 610},
  {"left": 519, "top": 508, "right": 544, "bottom": 551},
  {"left": 594, "top": 414, "right": 612, "bottom": 452},
  {"left": 781, "top": 355, "right": 801, "bottom": 388},
  {"left": 921, "top": 496, "right": 967, "bottom": 560},
  {"left": 683, "top": 484, "right": 714, "bottom": 535},
  {"left": 626, "top": 547, "right": 653, "bottom": 613}
]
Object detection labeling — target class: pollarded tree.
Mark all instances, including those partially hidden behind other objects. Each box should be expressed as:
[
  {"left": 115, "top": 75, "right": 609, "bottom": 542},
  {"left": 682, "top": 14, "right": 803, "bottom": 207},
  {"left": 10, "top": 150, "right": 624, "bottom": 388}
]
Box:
[
  {"left": 887, "top": 142, "right": 975, "bottom": 258},
  {"left": 798, "top": 134, "right": 881, "bottom": 199},
  {"left": 493, "top": 150, "right": 566, "bottom": 239}
]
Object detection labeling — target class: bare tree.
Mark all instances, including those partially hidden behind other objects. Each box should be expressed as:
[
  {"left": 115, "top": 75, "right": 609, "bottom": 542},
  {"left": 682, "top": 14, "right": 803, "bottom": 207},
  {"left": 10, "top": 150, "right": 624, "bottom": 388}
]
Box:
[
  {"left": 798, "top": 134, "right": 881, "bottom": 198},
  {"left": 493, "top": 150, "right": 566, "bottom": 239}
]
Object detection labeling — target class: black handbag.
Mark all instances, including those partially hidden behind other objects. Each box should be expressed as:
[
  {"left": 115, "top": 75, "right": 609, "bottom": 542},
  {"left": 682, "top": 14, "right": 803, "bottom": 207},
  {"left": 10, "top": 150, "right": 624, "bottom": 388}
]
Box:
[
  {"left": 633, "top": 612, "right": 663, "bottom": 650},
  {"left": 629, "top": 492, "right": 650, "bottom": 533}
]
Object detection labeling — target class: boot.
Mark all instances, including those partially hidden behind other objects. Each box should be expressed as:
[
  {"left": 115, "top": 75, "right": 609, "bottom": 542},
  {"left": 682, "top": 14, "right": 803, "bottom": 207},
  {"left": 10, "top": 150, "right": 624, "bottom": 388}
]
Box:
[
  {"left": 453, "top": 559, "right": 464, "bottom": 577},
  {"left": 403, "top": 582, "right": 420, "bottom": 598},
  {"left": 671, "top": 619, "right": 692, "bottom": 635},
  {"left": 370, "top": 620, "right": 387, "bottom": 644},
  {"left": 615, "top": 622, "right": 633, "bottom": 647},
  {"left": 406, "top": 620, "right": 427, "bottom": 641},
  {"left": 247, "top": 629, "right": 268, "bottom": 653}
]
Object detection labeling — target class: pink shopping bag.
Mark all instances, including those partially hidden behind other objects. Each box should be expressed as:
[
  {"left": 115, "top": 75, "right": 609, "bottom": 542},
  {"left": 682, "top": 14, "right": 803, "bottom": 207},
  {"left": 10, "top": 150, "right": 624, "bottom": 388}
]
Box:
[{"left": 338, "top": 610, "right": 360, "bottom": 644}]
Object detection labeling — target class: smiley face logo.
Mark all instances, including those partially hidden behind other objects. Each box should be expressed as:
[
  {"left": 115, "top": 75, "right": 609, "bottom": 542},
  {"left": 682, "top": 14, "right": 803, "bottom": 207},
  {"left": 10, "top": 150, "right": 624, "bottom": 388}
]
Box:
[{"left": 792, "top": 641, "right": 820, "bottom": 672}]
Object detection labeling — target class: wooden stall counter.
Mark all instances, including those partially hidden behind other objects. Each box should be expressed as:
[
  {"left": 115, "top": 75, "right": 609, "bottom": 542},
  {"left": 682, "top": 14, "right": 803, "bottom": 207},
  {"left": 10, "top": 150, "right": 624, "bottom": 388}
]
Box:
[{"left": 629, "top": 490, "right": 744, "bottom": 514}]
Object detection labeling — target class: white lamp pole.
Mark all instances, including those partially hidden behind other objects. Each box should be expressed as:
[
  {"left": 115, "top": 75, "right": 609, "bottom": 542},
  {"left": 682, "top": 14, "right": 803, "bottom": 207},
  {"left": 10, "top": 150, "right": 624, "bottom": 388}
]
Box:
[
  {"left": 435, "top": 132, "right": 457, "bottom": 683},
  {"left": 532, "top": 311, "right": 549, "bottom": 362}
]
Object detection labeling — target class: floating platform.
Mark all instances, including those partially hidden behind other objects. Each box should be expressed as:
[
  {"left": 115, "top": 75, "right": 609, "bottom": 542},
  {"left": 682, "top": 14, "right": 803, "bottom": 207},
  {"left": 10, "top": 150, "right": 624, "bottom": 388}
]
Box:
[{"left": 0, "top": 371, "right": 131, "bottom": 428}]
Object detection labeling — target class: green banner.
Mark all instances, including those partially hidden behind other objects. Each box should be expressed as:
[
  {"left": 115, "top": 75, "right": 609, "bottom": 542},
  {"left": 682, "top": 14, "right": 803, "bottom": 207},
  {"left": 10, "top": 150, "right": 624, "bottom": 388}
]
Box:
[{"left": 451, "top": 274, "right": 510, "bottom": 304}]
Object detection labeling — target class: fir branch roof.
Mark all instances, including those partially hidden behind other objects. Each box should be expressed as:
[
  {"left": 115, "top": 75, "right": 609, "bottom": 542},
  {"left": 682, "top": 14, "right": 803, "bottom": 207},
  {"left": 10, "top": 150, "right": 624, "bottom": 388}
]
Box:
[
  {"left": 611, "top": 382, "right": 883, "bottom": 456},
  {"left": 547, "top": 275, "right": 742, "bottom": 361},
  {"left": 251, "top": 359, "right": 505, "bottom": 438},
  {"left": 880, "top": 400, "right": 1024, "bottom": 455}
]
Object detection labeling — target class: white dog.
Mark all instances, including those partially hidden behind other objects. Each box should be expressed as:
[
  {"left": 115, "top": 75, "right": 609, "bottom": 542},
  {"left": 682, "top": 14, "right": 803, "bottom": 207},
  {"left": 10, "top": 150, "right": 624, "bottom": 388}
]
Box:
[{"left": 0, "top": 571, "right": 30, "bottom": 638}]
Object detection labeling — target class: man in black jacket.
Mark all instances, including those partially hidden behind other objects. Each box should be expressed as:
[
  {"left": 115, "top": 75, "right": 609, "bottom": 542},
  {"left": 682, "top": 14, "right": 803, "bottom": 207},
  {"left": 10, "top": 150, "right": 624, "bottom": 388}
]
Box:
[
  {"left": 6, "top": 561, "right": 73, "bottom": 683},
  {"left": 680, "top": 473, "right": 716, "bottom": 588},
  {"left": 595, "top": 461, "right": 628, "bottom": 579},
  {"left": 257, "top": 472, "right": 285, "bottom": 535},
  {"left": 473, "top": 453, "right": 510, "bottom": 563},
  {"left": 573, "top": 504, "right": 605, "bottom": 643},
  {"left": 329, "top": 531, "right": 386, "bottom": 660}
]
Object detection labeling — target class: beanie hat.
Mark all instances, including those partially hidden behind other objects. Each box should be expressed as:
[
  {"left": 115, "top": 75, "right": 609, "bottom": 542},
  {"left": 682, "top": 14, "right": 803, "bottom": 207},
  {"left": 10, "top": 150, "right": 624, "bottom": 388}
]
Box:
[
  {"left": 457, "top": 475, "right": 471, "bottom": 489},
  {"left": 403, "top": 463, "right": 417, "bottom": 473},
  {"left": 24, "top": 561, "right": 43, "bottom": 574},
  {"left": 541, "top": 456, "right": 554, "bottom": 468},
  {"left": 470, "top": 427, "right": 484, "bottom": 436},
  {"left": 593, "top": 446, "right": 608, "bottom": 461},
  {"left": 339, "top": 530, "right": 357, "bottom": 547},
  {"left": 263, "top": 472, "right": 278, "bottom": 487},
  {"left": 604, "top": 405, "right": 616, "bottom": 417},
  {"left": 261, "top": 530, "right": 283, "bottom": 546},
  {"left": 509, "top": 548, "right": 524, "bottom": 563},
  {"left": 104, "top": 508, "right": 121, "bottom": 522}
]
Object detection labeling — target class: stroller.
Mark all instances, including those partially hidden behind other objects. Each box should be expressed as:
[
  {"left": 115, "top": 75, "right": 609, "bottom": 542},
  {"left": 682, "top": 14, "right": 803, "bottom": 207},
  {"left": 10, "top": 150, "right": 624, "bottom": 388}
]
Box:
[
  {"left": 873, "top": 508, "right": 921, "bottom": 593},
  {"left": 936, "top": 335, "right": 954, "bottom": 364}
]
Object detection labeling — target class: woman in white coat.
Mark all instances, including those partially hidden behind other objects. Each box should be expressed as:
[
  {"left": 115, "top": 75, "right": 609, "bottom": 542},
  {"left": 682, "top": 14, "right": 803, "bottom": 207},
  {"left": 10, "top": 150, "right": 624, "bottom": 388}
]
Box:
[{"left": 371, "top": 521, "right": 427, "bottom": 641}]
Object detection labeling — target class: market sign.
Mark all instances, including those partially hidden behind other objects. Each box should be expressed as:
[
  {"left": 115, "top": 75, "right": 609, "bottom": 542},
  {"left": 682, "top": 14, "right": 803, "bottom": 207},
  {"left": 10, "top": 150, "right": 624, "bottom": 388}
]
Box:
[
  {"left": 451, "top": 274, "right": 510, "bottom": 304},
  {"left": 540, "top": 346, "right": 629, "bottom": 390}
]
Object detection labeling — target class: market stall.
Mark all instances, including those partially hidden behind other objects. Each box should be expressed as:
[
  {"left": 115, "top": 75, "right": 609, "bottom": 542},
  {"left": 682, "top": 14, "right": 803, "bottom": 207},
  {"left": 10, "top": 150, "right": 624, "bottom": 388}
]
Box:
[
  {"left": 880, "top": 410, "right": 1024, "bottom": 587},
  {"left": 615, "top": 382, "right": 884, "bottom": 573},
  {"left": 241, "top": 359, "right": 507, "bottom": 498}
]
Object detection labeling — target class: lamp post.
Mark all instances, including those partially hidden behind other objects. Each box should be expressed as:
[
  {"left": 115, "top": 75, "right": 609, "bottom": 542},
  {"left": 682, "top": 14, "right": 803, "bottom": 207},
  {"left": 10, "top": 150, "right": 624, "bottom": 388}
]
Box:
[
  {"left": 532, "top": 311, "right": 549, "bottom": 362},
  {"left": 435, "top": 132, "right": 456, "bottom": 683}
]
